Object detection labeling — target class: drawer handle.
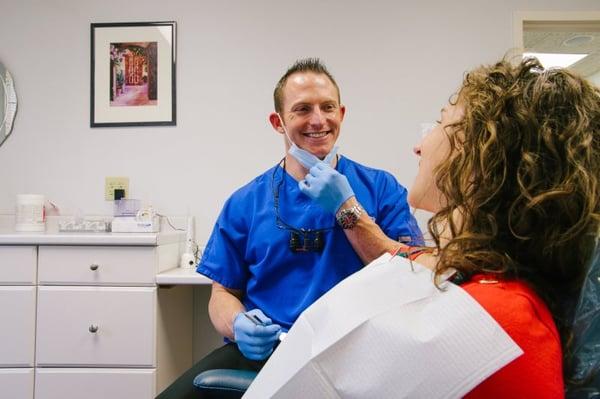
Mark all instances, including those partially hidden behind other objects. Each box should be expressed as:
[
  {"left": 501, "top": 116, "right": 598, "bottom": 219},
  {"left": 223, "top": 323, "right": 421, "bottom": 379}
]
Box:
[
  {"left": 89, "top": 324, "right": 99, "bottom": 333},
  {"left": 90, "top": 263, "right": 99, "bottom": 271}
]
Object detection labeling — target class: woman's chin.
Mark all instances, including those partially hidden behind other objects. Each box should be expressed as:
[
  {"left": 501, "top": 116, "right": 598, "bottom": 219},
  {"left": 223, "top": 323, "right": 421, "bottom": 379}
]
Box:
[
  {"left": 407, "top": 192, "right": 422, "bottom": 210},
  {"left": 408, "top": 196, "right": 436, "bottom": 214}
]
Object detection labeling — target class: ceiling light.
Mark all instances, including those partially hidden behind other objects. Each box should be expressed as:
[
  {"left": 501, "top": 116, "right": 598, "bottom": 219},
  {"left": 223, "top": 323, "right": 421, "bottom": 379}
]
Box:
[
  {"left": 562, "top": 35, "right": 594, "bottom": 47},
  {"left": 523, "top": 52, "right": 588, "bottom": 69}
]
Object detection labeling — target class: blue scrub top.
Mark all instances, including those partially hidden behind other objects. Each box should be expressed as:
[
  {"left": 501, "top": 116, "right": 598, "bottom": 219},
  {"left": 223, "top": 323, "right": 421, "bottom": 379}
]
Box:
[{"left": 198, "top": 156, "right": 421, "bottom": 330}]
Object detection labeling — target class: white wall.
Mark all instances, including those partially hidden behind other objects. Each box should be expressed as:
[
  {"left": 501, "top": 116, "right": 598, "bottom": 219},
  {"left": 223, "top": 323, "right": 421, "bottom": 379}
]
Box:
[
  {"left": 1, "top": 0, "right": 599, "bottom": 243},
  {"left": 589, "top": 69, "right": 600, "bottom": 86}
]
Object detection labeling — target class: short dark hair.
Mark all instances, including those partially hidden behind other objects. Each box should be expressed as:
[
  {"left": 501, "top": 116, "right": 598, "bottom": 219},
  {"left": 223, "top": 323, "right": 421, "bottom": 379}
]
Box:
[{"left": 273, "top": 58, "right": 341, "bottom": 113}]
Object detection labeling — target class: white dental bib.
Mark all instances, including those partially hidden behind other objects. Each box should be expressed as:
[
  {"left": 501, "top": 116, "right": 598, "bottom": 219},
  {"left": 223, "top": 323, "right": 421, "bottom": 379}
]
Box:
[{"left": 244, "top": 253, "right": 522, "bottom": 399}]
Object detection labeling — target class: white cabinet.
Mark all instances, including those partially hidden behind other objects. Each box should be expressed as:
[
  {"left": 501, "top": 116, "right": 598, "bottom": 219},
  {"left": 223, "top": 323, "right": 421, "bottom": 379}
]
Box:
[
  {"left": 0, "top": 234, "right": 193, "bottom": 399},
  {"left": 0, "top": 246, "right": 37, "bottom": 284},
  {"left": 38, "top": 246, "right": 156, "bottom": 286},
  {"left": 36, "top": 286, "right": 156, "bottom": 367},
  {"left": 0, "top": 368, "right": 34, "bottom": 399},
  {"left": 0, "top": 245, "right": 37, "bottom": 399},
  {"left": 0, "top": 286, "right": 36, "bottom": 367},
  {"left": 35, "top": 369, "right": 155, "bottom": 399}
]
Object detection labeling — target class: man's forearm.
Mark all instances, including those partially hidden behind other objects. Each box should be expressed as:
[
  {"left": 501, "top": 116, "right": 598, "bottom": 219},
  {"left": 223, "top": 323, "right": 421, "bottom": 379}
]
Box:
[
  {"left": 339, "top": 197, "right": 400, "bottom": 264},
  {"left": 208, "top": 282, "right": 245, "bottom": 340}
]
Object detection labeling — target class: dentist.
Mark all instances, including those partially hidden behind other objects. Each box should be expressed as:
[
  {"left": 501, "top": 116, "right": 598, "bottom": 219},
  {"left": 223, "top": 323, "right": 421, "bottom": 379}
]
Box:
[{"left": 156, "top": 58, "right": 421, "bottom": 399}]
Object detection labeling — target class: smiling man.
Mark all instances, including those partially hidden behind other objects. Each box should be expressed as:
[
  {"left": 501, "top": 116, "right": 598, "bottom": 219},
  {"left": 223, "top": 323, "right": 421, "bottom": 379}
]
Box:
[{"left": 156, "top": 58, "right": 421, "bottom": 399}]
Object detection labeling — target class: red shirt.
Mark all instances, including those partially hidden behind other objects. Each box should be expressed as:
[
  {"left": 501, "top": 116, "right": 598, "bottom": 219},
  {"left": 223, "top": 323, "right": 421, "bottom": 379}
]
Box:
[{"left": 462, "top": 275, "right": 564, "bottom": 398}]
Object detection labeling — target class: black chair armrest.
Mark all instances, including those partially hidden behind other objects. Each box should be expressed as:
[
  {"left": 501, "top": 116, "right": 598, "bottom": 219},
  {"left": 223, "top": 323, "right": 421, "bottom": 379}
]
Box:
[{"left": 193, "top": 368, "right": 258, "bottom": 399}]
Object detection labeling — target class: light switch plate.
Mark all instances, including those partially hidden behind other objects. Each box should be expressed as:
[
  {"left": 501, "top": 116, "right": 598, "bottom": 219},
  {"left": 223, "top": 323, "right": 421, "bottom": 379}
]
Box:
[{"left": 105, "top": 176, "right": 129, "bottom": 200}]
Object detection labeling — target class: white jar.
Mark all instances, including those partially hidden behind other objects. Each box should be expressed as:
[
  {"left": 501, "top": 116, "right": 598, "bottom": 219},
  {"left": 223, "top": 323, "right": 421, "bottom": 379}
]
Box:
[{"left": 15, "top": 194, "right": 46, "bottom": 232}]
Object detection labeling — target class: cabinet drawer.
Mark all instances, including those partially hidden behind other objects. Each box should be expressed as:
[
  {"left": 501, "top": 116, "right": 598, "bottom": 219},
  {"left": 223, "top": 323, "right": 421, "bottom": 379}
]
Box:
[
  {"left": 38, "top": 246, "right": 156, "bottom": 285},
  {"left": 0, "top": 246, "right": 37, "bottom": 284},
  {"left": 0, "top": 287, "right": 36, "bottom": 367},
  {"left": 0, "top": 368, "right": 34, "bottom": 399},
  {"left": 36, "top": 286, "right": 156, "bottom": 367},
  {"left": 35, "top": 368, "right": 155, "bottom": 399}
]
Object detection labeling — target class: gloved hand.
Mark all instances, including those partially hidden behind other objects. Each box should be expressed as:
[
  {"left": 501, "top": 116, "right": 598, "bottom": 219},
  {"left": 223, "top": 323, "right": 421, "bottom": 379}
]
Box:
[
  {"left": 233, "top": 309, "right": 281, "bottom": 361},
  {"left": 298, "top": 161, "right": 355, "bottom": 213}
]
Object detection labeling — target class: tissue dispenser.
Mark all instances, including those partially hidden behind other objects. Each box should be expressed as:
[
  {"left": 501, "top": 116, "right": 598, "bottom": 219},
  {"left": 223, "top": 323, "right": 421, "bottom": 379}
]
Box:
[{"left": 111, "top": 216, "right": 160, "bottom": 233}]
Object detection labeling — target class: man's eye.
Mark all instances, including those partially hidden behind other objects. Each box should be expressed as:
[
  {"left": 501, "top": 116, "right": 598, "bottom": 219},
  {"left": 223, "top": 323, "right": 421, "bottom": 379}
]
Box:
[
  {"left": 294, "top": 107, "right": 310, "bottom": 114},
  {"left": 323, "top": 104, "right": 336, "bottom": 112}
]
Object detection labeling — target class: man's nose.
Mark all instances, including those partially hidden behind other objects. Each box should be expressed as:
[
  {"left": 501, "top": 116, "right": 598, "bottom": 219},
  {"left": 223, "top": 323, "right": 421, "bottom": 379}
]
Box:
[{"left": 308, "top": 108, "right": 326, "bottom": 126}]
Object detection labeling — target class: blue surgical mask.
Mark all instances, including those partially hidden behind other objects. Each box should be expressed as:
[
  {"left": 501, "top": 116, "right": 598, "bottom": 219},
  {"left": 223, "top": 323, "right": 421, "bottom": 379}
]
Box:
[{"left": 277, "top": 113, "right": 338, "bottom": 169}]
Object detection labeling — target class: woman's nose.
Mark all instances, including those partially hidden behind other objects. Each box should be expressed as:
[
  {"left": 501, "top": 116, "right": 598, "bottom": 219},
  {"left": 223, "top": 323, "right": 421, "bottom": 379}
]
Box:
[{"left": 413, "top": 145, "right": 421, "bottom": 156}]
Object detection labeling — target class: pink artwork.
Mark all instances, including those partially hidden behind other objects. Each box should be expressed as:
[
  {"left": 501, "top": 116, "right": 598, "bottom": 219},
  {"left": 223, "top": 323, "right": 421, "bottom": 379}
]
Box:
[{"left": 110, "top": 42, "right": 158, "bottom": 106}]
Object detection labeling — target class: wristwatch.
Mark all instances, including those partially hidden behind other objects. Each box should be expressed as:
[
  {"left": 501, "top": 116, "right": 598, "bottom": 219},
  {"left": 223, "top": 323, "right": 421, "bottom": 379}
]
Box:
[{"left": 336, "top": 204, "right": 363, "bottom": 229}]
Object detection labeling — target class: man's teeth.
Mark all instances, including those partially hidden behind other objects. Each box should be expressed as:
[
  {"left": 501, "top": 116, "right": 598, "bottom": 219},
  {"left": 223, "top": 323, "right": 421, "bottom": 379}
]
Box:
[{"left": 305, "top": 132, "right": 328, "bottom": 138}]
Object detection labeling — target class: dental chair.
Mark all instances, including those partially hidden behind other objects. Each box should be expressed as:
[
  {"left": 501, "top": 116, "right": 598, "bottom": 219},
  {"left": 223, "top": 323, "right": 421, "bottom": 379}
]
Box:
[
  {"left": 565, "top": 243, "right": 600, "bottom": 398},
  {"left": 194, "top": 245, "right": 600, "bottom": 399}
]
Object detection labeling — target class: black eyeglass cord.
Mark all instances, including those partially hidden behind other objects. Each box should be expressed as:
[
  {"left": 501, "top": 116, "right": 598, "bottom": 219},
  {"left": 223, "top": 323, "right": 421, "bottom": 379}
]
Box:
[{"left": 271, "top": 158, "right": 335, "bottom": 252}]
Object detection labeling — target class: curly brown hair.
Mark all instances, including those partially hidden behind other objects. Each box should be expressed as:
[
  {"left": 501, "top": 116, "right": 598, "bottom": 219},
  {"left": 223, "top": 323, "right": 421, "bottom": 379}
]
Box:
[{"left": 429, "top": 58, "right": 600, "bottom": 336}]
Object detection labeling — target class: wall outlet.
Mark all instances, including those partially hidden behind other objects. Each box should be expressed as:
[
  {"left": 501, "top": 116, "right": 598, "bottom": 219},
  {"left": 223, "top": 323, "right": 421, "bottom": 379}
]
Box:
[{"left": 105, "top": 177, "right": 129, "bottom": 201}]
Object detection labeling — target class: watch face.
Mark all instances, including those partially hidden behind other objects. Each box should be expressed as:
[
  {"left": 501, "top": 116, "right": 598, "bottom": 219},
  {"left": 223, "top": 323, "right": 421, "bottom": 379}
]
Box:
[{"left": 337, "top": 206, "right": 361, "bottom": 229}]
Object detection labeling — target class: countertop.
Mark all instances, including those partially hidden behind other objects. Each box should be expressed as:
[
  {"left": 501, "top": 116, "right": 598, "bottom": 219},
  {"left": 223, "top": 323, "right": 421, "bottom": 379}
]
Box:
[
  {"left": 0, "top": 214, "right": 212, "bottom": 285},
  {"left": 0, "top": 215, "right": 184, "bottom": 246},
  {"left": 155, "top": 266, "right": 212, "bottom": 285}
]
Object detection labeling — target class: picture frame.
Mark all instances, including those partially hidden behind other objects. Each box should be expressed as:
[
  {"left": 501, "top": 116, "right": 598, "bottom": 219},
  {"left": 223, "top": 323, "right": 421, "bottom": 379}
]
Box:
[{"left": 90, "top": 21, "right": 176, "bottom": 127}]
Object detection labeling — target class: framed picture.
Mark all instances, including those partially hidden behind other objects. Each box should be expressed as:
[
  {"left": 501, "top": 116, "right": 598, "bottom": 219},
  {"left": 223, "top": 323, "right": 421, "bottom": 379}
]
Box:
[{"left": 90, "top": 21, "right": 176, "bottom": 127}]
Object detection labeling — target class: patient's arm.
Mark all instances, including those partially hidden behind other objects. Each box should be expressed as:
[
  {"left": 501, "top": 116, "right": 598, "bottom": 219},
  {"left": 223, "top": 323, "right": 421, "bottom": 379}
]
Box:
[
  {"left": 339, "top": 197, "right": 438, "bottom": 270},
  {"left": 411, "top": 252, "right": 437, "bottom": 271},
  {"left": 208, "top": 282, "right": 245, "bottom": 340}
]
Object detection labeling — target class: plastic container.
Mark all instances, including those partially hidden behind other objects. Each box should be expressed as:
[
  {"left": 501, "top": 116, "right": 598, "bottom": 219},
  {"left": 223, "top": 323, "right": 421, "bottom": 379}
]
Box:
[
  {"left": 113, "top": 199, "right": 141, "bottom": 217},
  {"left": 15, "top": 194, "right": 46, "bottom": 232}
]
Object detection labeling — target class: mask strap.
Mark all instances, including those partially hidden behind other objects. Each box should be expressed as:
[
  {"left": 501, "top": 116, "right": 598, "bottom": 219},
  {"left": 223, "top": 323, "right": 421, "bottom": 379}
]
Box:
[
  {"left": 277, "top": 113, "right": 295, "bottom": 147},
  {"left": 324, "top": 146, "right": 339, "bottom": 163}
]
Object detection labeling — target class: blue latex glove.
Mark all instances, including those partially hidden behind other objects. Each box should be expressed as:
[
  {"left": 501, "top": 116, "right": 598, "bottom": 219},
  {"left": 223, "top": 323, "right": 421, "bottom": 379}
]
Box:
[
  {"left": 233, "top": 309, "right": 281, "bottom": 361},
  {"left": 299, "top": 161, "right": 355, "bottom": 213}
]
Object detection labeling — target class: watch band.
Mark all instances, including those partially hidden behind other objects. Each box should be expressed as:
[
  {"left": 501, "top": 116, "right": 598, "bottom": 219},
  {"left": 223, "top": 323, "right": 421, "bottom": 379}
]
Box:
[{"left": 336, "top": 204, "right": 363, "bottom": 229}]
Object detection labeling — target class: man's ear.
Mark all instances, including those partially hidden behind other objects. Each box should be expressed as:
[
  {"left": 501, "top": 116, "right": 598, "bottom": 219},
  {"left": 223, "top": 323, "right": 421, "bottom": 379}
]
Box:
[
  {"left": 269, "top": 113, "right": 285, "bottom": 134},
  {"left": 339, "top": 104, "right": 346, "bottom": 122}
]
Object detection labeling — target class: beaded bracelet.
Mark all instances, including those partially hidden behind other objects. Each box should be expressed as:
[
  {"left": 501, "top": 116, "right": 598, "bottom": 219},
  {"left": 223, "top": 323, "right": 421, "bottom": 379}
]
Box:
[{"left": 390, "top": 245, "right": 434, "bottom": 261}]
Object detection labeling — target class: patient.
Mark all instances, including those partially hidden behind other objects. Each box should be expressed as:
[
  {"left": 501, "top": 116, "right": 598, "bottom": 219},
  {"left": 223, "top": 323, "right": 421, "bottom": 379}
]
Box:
[
  {"left": 244, "top": 57, "right": 599, "bottom": 398},
  {"left": 405, "top": 57, "right": 600, "bottom": 396}
]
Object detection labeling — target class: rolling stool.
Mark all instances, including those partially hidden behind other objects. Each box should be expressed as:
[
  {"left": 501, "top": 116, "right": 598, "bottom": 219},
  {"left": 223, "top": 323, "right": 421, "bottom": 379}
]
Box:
[{"left": 193, "top": 369, "right": 258, "bottom": 398}]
